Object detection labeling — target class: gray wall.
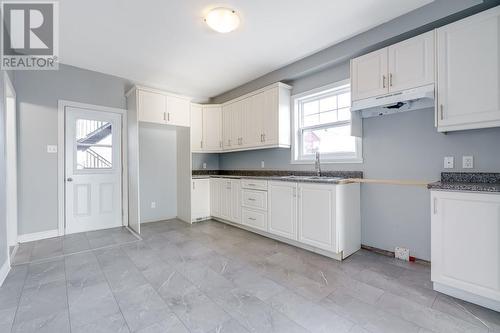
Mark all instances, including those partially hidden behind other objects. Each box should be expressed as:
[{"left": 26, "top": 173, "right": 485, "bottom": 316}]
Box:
[
  {"left": 139, "top": 123, "right": 177, "bottom": 222},
  {"left": 14, "top": 64, "right": 132, "bottom": 235},
  {"left": 211, "top": 0, "right": 500, "bottom": 260},
  {"left": 0, "top": 71, "right": 12, "bottom": 270},
  {"left": 192, "top": 153, "right": 220, "bottom": 170}
]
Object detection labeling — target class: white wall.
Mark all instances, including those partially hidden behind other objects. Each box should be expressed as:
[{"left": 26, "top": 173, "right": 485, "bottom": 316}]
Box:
[{"left": 139, "top": 123, "right": 177, "bottom": 222}]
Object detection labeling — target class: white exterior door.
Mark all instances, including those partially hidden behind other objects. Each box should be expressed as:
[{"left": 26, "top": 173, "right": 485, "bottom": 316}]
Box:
[
  {"left": 298, "top": 183, "right": 337, "bottom": 252},
  {"left": 268, "top": 181, "right": 297, "bottom": 240},
  {"left": 65, "top": 107, "right": 123, "bottom": 234},
  {"left": 351, "top": 48, "right": 389, "bottom": 101},
  {"left": 436, "top": 7, "right": 500, "bottom": 131},
  {"left": 388, "top": 31, "right": 435, "bottom": 92}
]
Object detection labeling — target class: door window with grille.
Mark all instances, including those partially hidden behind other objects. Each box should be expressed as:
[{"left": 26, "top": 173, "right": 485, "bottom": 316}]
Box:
[{"left": 75, "top": 119, "right": 113, "bottom": 169}]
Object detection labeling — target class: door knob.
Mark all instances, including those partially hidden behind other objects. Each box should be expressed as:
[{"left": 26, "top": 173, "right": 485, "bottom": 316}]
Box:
[{"left": 66, "top": 177, "right": 73, "bottom": 182}]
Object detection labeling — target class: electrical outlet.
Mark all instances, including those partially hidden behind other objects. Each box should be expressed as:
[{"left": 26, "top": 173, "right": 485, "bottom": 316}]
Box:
[
  {"left": 395, "top": 247, "right": 410, "bottom": 261},
  {"left": 47, "top": 145, "right": 58, "bottom": 153},
  {"left": 203, "top": 162, "right": 207, "bottom": 169},
  {"left": 261, "top": 160, "right": 265, "bottom": 168},
  {"left": 463, "top": 156, "right": 473, "bottom": 169},
  {"left": 444, "top": 156, "right": 454, "bottom": 169},
  {"left": 151, "top": 202, "right": 156, "bottom": 209}
]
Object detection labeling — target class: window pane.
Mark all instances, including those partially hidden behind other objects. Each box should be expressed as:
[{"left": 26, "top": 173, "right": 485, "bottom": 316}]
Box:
[
  {"left": 302, "top": 124, "right": 356, "bottom": 155},
  {"left": 76, "top": 119, "right": 113, "bottom": 170},
  {"left": 319, "top": 96, "right": 337, "bottom": 112},
  {"left": 303, "top": 100, "right": 319, "bottom": 116},
  {"left": 303, "top": 114, "right": 320, "bottom": 127},
  {"left": 338, "top": 92, "right": 351, "bottom": 108},
  {"left": 338, "top": 107, "right": 351, "bottom": 121},
  {"left": 319, "top": 110, "right": 337, "bottom": 124}
]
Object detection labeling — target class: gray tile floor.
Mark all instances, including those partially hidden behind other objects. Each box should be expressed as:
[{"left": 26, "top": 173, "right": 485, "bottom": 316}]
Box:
[{"left": 1, "top": 219, "right": 499, "bottom": 332}]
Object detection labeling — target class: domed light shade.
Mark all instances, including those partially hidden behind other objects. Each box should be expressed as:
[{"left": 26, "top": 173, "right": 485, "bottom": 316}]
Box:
[{"left": 205, "top": 7, "right": 240, "bottom": 33}]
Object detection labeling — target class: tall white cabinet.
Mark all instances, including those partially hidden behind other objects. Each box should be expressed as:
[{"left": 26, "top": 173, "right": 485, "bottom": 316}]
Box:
[
  {"left": 436, "top": 6, "right": 500, "bottom": 132},
  {"left": 431, "top": 190, "right": 500, "bottom": 311}
]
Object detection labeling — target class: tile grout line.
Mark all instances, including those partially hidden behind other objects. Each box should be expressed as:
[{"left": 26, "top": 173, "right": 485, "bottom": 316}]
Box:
[
  {"left": 63, "top": 255, "right": 72, "bottom": 333},
  {"left": 92, "top": 248, "right": 134, "bottom": 333},
  {"left": 9, "top": 264, "right": 31, "bottom": 332}
]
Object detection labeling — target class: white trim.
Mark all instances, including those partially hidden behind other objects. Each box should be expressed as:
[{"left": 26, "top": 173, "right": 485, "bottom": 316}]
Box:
[
  {"left": 0, "top": 259, "right": 10, "bottom": 287},
  {"left": 4, "top": 72, "right": 17, "bottom": 249},
  {"left": 18, "top": 229, "right": 59, "bottom": 243},
  {"left": 434, "top": 282, "right": 500, "bottom": 312},
  {"left": 57, "top": 100, "right": 129, "bottom": 237},
  {"left": 140, "top": 216, "right": 178, "bottom": 224}
]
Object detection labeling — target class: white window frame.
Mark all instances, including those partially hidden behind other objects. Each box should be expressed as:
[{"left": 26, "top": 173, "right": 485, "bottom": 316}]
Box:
[{"left": 291, "top": 80, "right": 363, "bottom": 164}]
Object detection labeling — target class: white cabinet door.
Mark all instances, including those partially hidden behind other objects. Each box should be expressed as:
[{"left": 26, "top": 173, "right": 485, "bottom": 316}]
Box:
[
  {"left": 298, "top": 183, "right": 337, "bottom": 252},
  {"left": 268, "top": 181, "right": 297, "bottom": 240},
  {"left": 190, "top": 104, "right": 203, "bottom": 152},
  {"left": 220, "top": 179, "right": 233, "bottom": 221},
  {"left": 203, "top": 105, "right": 222, "bottom": 151},
  {"left": 210, "top": 178, "right": 222, "bottom": 218},
  {"left": 431, "top": 191, "right": 500, "bottom": 306},
  {"left": 351, "top": 48, "right": 389, "bottom": 101},
  {"left": 191, "top": 179, "right": 210, "bottom": 221},
  {"left": 388, "top": 31, "right": 434, "bottom": 93},
  {"left": 222, "top": 105, "right": 232, "bottom": 149},
  {"left": 230, "top": 101, "right": 244, "bottom": 149},
  {"left": 247, "top": 93, "right": 265, "bottom": 147},
  {"left": 166, "top": 95, "right": 190, "bottom": 127},
  {"left": 230, "top": 180, "right": 241, "bottom": 223},
  {"left": 137, "top": 90, "right": 166, "bottom": 124},
  {"left": 437, "top": 7, "right": 500, "bottom": 132},
  {"left": 261, "top": 87, "right": 279, "bottom": 145}
]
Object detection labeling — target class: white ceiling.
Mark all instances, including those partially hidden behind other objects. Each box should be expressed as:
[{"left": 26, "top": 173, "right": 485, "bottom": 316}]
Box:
[{"left": 60, "top": 0, "right": 433, "bottom": 100}]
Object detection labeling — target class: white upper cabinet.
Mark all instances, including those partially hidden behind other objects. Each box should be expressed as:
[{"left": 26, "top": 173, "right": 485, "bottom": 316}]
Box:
[
  {"left": 166, "top": 95, "right": 190, "bottom": 127},
  {"left": 128, "top": 86, "right": 191, "bottom": 127},
  {"left": 190, "top": 104, "right": 203, "bottom": 152},
  {"left": 388, "top": 31, "right": 435, "bottom": 92},
  {"left": 436, "top": 6, "right": 500, "bottom": 132},
  {"left": 203, "top": 105, "right": 223, "bottom": 151},
  {"left": 221, "top": 82, "right": 291, "bottom": 152},
  {"left": 137, "top": 90, "right": 166, "bottom": 124},
  {"left": 351, "top": 31, "right": 435, "bottom": 101},
  {"left": 351, "top": 48, "right": 388, "bottom": 101}
]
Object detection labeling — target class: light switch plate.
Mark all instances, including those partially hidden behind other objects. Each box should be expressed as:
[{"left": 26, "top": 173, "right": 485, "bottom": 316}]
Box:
[
  {"left": 261, "top": 160, "right": 265, "bottom": 168},
  {"left": 151, "top": 202, "right": 156, "bottom": 209},
  {"left": 395, "top": 247, "right": 410, "bottom": 261},
  {"left": 202, "top": 162, "right": 207, "bottom": 169},
  {"left": 463, "top": 156, "right": 473, "bottom": 169},
  {"left": 47, "top": 145, "right": 58, "bottom": 153},
  {"left": 444, "top": 156, "right": 454, "bottom": 169}
]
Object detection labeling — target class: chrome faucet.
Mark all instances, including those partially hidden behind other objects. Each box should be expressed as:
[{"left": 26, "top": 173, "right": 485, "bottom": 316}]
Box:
[{"left": 315, "top": 152, "right": 322, "bottom": 177}]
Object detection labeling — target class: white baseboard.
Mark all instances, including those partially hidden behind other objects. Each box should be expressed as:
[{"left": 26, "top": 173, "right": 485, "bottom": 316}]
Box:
[
  {"left": 0, "top": 259, "right": 10, "bottom": 287},
  {"left": 140, "top": 216, "right": 177, "bottom": 224},
  {"left": 18, "top": 229, "right": 59, "bottom": 243},
  {"left": 434, "top": 282, "right": 500, "bottom": 312}
]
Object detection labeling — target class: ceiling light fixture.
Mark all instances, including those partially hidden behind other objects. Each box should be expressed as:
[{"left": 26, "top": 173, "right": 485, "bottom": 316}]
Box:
[{"left": 204, "top": 7, "right": 240, "bottom": 33}]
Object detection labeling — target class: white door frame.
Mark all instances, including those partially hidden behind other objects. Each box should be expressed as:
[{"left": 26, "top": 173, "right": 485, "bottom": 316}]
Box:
[
  {"left": 4, "top": 72, "right": 17, "bottom": 248},
  {"left": 57, "top": 100, "right": 128, "bottom": 236}
]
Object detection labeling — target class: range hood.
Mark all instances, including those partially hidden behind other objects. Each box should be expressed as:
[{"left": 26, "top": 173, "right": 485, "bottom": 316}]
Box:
[{"left": 351, "top": 84, "right": 434, "bottom": 118}]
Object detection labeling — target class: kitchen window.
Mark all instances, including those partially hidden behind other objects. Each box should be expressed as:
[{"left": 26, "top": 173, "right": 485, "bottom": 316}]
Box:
[{"left": 292, "top": 80, "right": 362, "bottom": 163}]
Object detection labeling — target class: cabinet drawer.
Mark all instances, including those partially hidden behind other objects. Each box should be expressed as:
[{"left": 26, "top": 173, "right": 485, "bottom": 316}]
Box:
[
  {"left": 242, "top": 189, "right": 268, "bottom": 211},
  {"left": 241, "top": 179, "right": 268, "bottom": 190},
  {"left": 242, "top": 208, "right": 267, "bottom": 231}
]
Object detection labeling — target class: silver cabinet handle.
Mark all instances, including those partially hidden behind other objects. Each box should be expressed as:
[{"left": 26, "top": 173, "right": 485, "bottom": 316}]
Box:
[
  {"left": 248, "top": 217, "right": 256, "bottom": 221},
  {"left": 440, "top": 104, "right": 444, "bottom": 120},
  {"left": 192, "top": 181, "right": 195, "bottom": 190},
  {"left": 389, "top": 73, "right": 393, "bottom": 87},
  {"left": 382, "top": 75, "right": 386, "bottom": 88},
  {"left": 200, "top": 141, "right": 203, "bottom": 149},
  {"left": 219, "top": 141, "right": 222, "bottom": 148},
  {"left": 163, "top": 112, "right": 166, "bottom": 121},
  {"left": 260, "top": 134, "right": 263, "bottom": 142},
  {"left": 66, "top": 177, "right": 73, "bottom": 182},
  {"left": 433, "top": 197, "right": 438, "bottom": 214},
  {"left": 262, "top": 134, "right": 265, "bottom": 142},
  {"left": 247, "top": 198, "right": 256, "bottom": 201},
  {"left": 292, "top": 188, "right": 296, "bottom": 197},
  {"left": 167, "top": 112, "right": 171, "bottom": 122}
]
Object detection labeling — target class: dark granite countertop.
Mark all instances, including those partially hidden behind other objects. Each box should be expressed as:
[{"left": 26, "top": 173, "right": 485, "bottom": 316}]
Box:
[
  {"left": 427, "top": 172, "right": 500, "bottom": 193},
  {"left": 192, "top": 170, "right": 363, "bottom": 185}
]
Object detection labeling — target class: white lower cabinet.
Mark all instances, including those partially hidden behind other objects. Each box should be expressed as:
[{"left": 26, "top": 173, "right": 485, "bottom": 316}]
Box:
[
  {"left": 207, "top": 178, "right": 360, "bottom": 260},
  {"left": 210, "top": 178, "right": 241, "bottom": 223},
  {"left": 191, "top": 179, "right": 210, "bottom": 222},
  {"left": 298, "top": 183, "right": 337, "bottom": 252},
  {"left": 268, "top": 181, "right": 297, "bottom": 240},
  {"left": 431, "top": 190, "right": 500, "bottom": 311}
]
